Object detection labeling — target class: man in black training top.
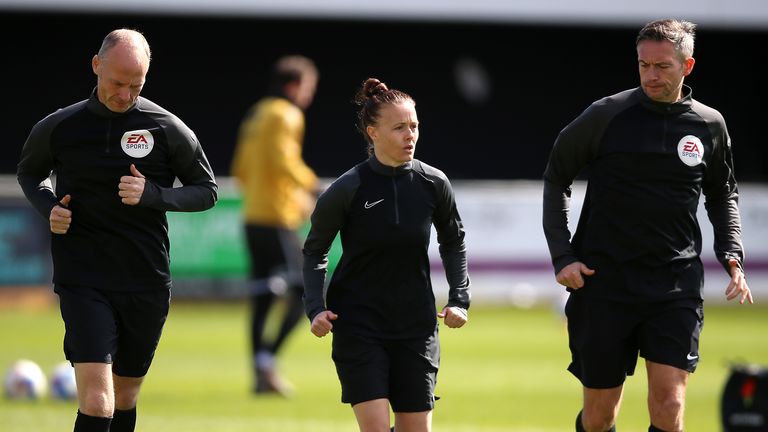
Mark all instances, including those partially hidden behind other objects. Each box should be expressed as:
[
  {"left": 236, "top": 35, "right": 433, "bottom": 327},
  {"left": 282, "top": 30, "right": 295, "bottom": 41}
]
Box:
[
  {"left": 17, "top": 28, "right": 217, "bottom": 432},
  {"left": 542, "top": 19, "right": 753, "bottom": 432}
]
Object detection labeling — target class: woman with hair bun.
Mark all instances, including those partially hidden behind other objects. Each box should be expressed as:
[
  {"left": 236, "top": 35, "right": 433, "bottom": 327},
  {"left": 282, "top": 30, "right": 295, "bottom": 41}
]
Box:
[{"left": 302, "top": 77, "right": 471, "bottom": 432}]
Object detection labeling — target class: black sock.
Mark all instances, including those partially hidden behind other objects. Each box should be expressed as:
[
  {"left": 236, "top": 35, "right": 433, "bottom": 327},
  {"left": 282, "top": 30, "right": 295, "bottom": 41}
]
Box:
[
  {"left": 111, "top": 407, "right": 137, "bottom": 432},
  {"left": 648, "top": 426, "right": 666, "bottom": 432},
  {"left": 576, "top": 411, "right": 586, "bottom": 432},
  {"left": 73, "top": 410, "right": 111, "bottom": 432}
]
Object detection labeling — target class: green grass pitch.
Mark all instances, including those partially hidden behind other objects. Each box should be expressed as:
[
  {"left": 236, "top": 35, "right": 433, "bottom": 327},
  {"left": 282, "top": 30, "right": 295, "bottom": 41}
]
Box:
[{"left": 1, "top": 299, "right": 766, "bottom": 431}]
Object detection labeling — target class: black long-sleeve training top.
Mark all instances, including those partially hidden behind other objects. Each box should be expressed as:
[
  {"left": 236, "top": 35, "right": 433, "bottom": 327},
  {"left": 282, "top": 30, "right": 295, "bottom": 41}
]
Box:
[
  {"left": 542, "top": 85, "right": 743, "bottom": 301},
  {"left": 17, "top": 90, "right": 218, "bottom": 292},
  {"left": 303, "top": 156, "right": 470, "bottom": 339}
]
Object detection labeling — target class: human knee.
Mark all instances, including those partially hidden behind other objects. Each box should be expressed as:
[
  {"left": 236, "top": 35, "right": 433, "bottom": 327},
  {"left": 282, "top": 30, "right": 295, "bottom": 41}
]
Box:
[
  {"left": 648, "top": 399, "right": 684, "bottom": 432},
  {"left": 581, "top": 385, "right": 623, "bottom": 431},
  {"left": 649, "top": 392, "right": 684, "bottom": 418},
  {"left": 114, "top": 387, "right": 140, "bottom": 410},
  {"left": 356, "top": 417, "right": 391, "bottom": 432},
  {"left": 79, "top": 388, "right": 114, "bottom": 417},
  {"left": 353, "top": 399, "right": 391, "bottom": 432},
  {"left": 580, "top": 410, "right": 617, "bottom": 432},
  {"left": 394, "top": 410, "right": 431, "bottom": 432},
  {"left": 113, "top": 376, "right": 143, "bottom": 410}
]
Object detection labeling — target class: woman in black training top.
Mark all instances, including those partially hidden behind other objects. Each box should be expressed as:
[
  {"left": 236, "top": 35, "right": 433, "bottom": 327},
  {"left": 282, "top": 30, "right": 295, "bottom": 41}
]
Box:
[{"left": 302, "top": 77, "right": 471, "bottom": 432}]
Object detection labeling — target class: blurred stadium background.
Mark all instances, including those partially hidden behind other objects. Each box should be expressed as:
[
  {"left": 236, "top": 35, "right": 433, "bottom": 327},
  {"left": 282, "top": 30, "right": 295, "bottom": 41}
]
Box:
[
  {"left": 1, "top": 1, "right": 767, "bottom": 430},
  {"left": 2, "top": 0, "right": 767, "bottom": 302}
]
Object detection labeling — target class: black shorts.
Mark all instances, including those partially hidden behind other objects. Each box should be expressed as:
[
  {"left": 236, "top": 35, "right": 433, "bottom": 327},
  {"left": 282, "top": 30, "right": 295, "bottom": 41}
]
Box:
[
  {"left": 54, "top": 283, "right": 170, "bottom": 377},
  {"left": 565, "top": 294, "right": 703, "bottom": 389},
  {"left": 331, "top": 329, "right": 440, "bottom": 412},
  {"left": 244, "top": 224, "right": 303, "bottom": 294}
]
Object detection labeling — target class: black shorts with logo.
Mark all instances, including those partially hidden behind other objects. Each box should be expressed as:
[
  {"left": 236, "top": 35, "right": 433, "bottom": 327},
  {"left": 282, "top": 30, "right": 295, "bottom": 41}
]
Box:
[
  {"left": 54, "top": 283, "right": 170, "bottom": 377},
  {"left": 331, "top": 328, "right": 440, "bottom": 412},
  {"left": 565, "top": 294, "right": 703, "bottom": 389}
]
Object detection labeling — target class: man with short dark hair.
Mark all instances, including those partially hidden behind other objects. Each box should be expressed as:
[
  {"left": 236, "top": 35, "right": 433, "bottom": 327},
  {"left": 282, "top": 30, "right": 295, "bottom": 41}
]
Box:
[{"left": 542, "top": 19, "right": 753, "bottom": 432}]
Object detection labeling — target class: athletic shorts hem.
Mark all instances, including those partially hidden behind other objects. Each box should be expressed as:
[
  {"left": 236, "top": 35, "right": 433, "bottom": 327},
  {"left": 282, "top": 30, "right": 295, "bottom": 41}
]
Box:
[
  {"left": 640, "top": 354, "right": 698, "bottom": 374},
  {"left": 568, "top": 365, "right": 629, "bottom": 389}
]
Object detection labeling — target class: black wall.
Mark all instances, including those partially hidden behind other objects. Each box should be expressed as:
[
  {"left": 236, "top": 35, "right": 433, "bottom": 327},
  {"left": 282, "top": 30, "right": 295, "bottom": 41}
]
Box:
[{"left": 3, "top": 12, "right": 767, "bottom": 181}]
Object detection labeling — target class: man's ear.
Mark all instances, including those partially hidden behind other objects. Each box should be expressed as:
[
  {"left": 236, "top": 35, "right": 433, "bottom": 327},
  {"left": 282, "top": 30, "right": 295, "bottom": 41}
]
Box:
[
  {"left": 683, "top": 56, "right": 696, "bottom": 76},
  {"left": 92, "top": 54, "right": 100, "bottom": 75}
]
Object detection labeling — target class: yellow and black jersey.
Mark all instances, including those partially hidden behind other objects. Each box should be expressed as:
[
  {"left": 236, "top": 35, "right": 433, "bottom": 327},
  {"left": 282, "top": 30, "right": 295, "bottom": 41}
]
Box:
[{"left": 231, "top": 97, "right": 317, "bottom": 229}]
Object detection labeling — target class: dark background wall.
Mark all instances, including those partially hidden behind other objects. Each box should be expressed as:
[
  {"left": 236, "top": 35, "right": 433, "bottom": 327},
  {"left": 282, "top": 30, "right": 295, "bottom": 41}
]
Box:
[{"left": 3, "top": 11, "right": 767, "bottom": 181}]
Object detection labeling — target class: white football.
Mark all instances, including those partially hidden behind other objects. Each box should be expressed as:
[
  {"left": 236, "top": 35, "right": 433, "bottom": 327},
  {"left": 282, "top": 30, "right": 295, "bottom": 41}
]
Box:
[
  {"left": 50, "top": 361, "right": 77, "bottom": 400},
  {"left": 3, "top": 359, "right": 48, "bottom": 400}
]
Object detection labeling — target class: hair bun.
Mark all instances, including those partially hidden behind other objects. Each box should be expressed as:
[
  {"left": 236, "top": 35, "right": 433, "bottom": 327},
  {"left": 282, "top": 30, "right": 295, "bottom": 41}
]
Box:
[{"left": 364, "top": 78, "right": 388, "bottom": 98}]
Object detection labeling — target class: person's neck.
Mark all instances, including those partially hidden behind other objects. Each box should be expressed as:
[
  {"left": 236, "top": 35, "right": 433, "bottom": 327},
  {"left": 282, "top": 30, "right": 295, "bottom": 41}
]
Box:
[{"left": 373, "top": 152, "right": 406, "bottom": 168}]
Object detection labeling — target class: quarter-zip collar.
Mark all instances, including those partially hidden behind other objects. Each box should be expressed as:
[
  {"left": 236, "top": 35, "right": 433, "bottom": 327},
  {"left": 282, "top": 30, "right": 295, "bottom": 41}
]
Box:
[
  {"left": 86, "top": 87, "right": 140, "bottom": 118},
  {"left": 368, "top": 155, "right": 413, "bottom": 177},
  {"left": 636, "top": 84, "right": 693, "bottom": 115}
]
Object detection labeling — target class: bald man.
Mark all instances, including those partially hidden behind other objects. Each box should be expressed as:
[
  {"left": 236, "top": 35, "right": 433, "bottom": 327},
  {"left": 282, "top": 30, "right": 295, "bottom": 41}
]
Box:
[{"left": 17, "top": 29, "right": 218, "bottom": 432}]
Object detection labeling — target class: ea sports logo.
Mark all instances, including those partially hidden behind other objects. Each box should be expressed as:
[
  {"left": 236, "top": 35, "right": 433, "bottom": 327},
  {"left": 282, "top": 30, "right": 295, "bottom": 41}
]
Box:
[
  {"left": 121, "top": 129, "right": 154, "bottom": 158},
  {"left": 677, "top": 135, "right": 703, "bottom": 167}
]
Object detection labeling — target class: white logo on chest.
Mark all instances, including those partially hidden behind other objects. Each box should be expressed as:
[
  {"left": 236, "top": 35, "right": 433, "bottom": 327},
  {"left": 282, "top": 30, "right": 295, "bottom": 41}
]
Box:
[
  {"left": 677, "top": 135, "right": 703, "bottom": 167},
  {"left": 120, "top": 129, "right": 154, "bottom": 158},
  {"left": 364, "top": 199, "right": 384, "bottom": 209}
]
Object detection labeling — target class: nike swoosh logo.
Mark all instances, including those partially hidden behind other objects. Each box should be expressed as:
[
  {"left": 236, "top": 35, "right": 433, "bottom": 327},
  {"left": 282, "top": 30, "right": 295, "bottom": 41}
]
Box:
[
  {"left": 687, "top": 353, "right": 699, "bottom": 360},
  {"left": 364, "top": 199, "right": 384, "bottom": 209}
]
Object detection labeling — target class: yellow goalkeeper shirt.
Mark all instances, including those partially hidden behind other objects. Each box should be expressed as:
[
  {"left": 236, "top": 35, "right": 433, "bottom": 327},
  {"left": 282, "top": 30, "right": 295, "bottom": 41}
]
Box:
[{"left": 231, "top": 97, "right": 318, "bottom": 229}]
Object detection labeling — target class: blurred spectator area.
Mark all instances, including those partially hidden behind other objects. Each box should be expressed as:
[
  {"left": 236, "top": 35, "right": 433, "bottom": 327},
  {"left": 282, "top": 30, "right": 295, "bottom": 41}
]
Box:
[
  {"left": 3, "top": 2, "right": 767, "bottom": 304},
  {"left": 1, "top": 3, "right": 767, "bottom": 181}
]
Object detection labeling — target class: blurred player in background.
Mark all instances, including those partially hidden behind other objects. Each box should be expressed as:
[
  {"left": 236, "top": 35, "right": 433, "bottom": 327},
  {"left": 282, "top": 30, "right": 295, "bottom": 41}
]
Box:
[
  {"left": 542, "top": 19, "right": 753, "bottom": 432},
  {"left": 303, "top": 77, "right": 471, "bottom": 432},
  {"left": 231, "top": 55, "right": 319, "bottom": 396},
  {"left": 17, "top": 28, "right": 217, "bottom": 432}
]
